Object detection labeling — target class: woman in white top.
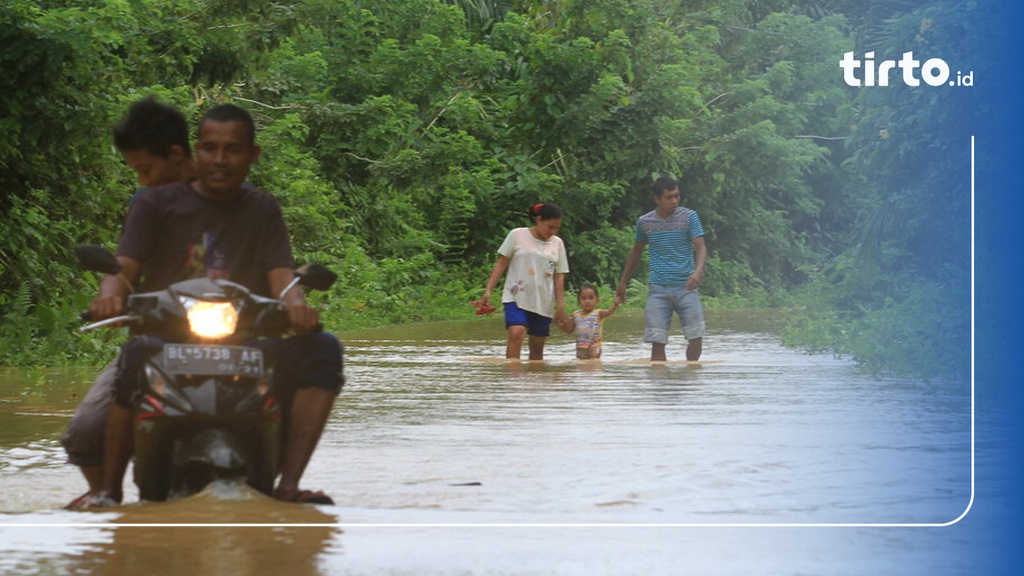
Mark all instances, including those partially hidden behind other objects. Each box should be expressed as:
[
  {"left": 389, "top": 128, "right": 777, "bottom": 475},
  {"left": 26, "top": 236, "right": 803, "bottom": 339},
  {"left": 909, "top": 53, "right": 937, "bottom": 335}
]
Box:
[{"left": 481, "top": 203, "right": 569, "bottom": 360}]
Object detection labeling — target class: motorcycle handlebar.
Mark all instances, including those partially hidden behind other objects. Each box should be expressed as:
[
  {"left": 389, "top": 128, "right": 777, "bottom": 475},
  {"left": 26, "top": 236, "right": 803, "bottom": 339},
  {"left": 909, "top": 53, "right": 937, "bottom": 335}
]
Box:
[{"left": 79, "top": 314, "right": 139, "bottom": 333}]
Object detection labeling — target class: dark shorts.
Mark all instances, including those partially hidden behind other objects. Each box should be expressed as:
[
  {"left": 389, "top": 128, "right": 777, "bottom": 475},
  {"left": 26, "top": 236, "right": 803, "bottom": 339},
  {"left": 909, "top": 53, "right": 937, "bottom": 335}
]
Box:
[
  {"left": 504, "top": 302, "right": 553, "bottom": 337},
  {"left": 113, "top": 332, "right": 345, "bottom": 409},
  {"left": 62, "top": 358, "right": 119, "bottom": 467}
]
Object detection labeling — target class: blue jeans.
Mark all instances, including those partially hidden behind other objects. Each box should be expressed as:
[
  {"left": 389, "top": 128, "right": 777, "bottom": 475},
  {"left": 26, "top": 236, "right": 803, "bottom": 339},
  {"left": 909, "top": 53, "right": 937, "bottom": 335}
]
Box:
[{"left": 644, "top": 284, "right": 705, "bottom": 344}]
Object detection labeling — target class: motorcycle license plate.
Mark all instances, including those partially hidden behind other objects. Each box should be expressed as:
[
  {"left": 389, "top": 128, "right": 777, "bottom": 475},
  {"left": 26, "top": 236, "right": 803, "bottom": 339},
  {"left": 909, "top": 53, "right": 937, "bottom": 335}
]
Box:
[{"left": 163, "top": 344, "right": 264, "bottom": 377}]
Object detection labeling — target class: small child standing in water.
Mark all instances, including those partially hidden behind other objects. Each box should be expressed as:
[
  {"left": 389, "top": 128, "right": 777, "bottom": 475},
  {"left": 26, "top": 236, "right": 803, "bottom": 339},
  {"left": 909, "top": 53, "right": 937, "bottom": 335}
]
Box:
[{"left": 560, "top": 284, "right": 621, "bottom": 359}]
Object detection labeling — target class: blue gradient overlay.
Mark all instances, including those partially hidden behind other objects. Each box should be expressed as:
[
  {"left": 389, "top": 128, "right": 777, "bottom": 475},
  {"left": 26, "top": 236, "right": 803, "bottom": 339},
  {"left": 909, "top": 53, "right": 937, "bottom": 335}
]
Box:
[{"left": 965, "top": 0, "right": 1023, "bottom": 573}]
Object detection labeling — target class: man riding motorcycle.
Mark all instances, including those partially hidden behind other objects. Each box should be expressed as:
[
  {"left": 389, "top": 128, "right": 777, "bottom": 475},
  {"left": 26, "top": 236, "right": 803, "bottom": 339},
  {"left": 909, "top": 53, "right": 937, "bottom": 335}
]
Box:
[{"left": 74, "top": 103, "right": 343, "bottom": 508}]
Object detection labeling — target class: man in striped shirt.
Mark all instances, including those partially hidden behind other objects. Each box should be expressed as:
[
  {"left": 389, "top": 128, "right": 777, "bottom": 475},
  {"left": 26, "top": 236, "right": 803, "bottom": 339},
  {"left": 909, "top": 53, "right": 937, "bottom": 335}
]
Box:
[{"left": 616, "top": 176, "right": 707, "bottom": 361}]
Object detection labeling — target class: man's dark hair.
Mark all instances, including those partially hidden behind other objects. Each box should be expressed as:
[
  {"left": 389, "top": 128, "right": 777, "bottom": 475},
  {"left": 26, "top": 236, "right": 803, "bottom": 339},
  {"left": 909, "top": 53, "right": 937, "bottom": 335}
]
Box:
[
  {"left": 200, "top": 104, "right": 256, "bottom": 144},
  {"left": 112, "top": 96, "right": 191, "bottom": 158},
  {"left": 653, "top": 176, "right": 678, "bottom": 197}
]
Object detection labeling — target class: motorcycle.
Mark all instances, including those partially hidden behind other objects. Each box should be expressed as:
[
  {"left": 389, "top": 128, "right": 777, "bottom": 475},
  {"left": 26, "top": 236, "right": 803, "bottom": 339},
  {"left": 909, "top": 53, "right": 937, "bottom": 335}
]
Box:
[{"left": 76, "top": 245, "right": 336, "bottom": 502}]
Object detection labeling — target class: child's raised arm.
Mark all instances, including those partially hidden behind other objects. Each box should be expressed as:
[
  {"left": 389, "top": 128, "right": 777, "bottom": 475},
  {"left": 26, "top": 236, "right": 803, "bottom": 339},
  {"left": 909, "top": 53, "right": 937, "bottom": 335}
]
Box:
[{"left": 599, "top": 295, "right": 623, "bottom": 320}]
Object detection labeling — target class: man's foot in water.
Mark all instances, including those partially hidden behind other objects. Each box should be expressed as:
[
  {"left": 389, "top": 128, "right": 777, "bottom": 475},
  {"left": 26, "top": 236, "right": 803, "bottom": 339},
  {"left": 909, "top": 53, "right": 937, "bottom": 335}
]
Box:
[
  {"left": 65, "top": 490, "right": 121, "bottom": 510},
  {"left": 273, "top": 487, "right": 335, "bottom": 505}
]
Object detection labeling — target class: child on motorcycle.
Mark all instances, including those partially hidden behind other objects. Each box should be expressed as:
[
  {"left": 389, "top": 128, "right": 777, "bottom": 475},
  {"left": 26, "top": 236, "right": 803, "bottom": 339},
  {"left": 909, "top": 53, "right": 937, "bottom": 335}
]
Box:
[{"left": 62, "top": 96, "right": 197, "bottom": 508}]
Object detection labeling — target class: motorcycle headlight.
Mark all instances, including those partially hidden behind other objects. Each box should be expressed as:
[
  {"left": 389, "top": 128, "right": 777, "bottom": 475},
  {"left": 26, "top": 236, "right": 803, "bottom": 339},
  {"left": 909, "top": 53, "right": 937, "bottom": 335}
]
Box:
[{"left": 179, "top": 297, "right": 239, "bottom": 339}]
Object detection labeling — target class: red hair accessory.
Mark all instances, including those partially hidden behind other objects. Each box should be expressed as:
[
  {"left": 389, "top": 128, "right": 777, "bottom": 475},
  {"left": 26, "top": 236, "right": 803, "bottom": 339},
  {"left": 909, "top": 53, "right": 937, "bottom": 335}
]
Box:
[{"left": 532, "top": 203, "right": 544, "bottom": 216}]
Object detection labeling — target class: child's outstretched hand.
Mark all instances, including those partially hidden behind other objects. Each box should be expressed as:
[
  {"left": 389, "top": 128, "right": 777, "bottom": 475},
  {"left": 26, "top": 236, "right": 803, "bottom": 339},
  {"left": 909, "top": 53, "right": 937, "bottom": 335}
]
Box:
[
  {"left": 600, "top": 295, "right": 623, "bottom": 320},
  {"left": 471, "top": 300, "right": 496, "bottom": 315}
]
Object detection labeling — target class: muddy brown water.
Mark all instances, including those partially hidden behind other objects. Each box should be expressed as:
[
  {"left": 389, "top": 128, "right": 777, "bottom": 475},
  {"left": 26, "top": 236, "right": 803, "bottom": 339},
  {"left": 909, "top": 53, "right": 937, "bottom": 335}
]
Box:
[{"left": 0, "top": 310, "right": 985, "bottom": 575}]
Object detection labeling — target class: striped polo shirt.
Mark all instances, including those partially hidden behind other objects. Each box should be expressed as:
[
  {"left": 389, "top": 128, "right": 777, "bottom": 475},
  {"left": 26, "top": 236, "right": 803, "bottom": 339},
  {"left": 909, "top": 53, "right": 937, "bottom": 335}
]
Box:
[{"left": 634, "top": 207, "right": 705, "bottom": 286}]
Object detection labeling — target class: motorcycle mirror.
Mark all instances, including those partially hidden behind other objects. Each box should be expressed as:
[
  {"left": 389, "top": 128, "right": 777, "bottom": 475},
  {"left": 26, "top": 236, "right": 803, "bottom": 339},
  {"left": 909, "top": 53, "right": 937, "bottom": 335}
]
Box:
[
  {"left": 76, "top": 245, "right": 122, "bottom": 275},
  {"left": 295, "top": 263, "right": 337, "bottom": 292}
]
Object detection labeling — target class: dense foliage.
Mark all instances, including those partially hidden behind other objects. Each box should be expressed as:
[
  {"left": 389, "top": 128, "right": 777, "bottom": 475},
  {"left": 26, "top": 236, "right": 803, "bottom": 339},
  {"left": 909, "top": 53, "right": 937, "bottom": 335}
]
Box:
[{"left": 0, "top": 0, "right": 985, "bottom": 378}]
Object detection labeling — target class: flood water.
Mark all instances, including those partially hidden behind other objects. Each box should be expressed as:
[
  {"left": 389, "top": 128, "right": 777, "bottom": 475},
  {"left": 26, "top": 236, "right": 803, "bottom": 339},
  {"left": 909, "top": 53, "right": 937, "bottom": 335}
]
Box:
[{"left": 0, "top": 310, "right": 994, "bottom": 575}]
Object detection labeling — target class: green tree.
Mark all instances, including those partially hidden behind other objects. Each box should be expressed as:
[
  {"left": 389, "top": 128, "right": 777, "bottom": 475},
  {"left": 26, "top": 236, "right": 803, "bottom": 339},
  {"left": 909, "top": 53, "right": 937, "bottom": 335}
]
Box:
[{"left": 785, "top": 0, "right": 981, "bottom": 377}]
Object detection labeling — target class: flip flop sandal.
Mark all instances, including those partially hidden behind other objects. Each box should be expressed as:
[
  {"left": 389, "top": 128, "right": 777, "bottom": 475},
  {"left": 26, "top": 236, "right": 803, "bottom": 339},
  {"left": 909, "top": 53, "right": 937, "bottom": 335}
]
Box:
[
  {"left": 276, "top": 489, "right": 335, "bottom": 505},
  {"left": 65, "top": 492, "right": 120, "bottom": 510},
  {"left": 471, "top": 300, "right": 496, "bottom": 315}
]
